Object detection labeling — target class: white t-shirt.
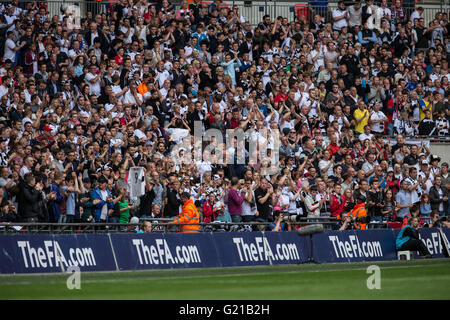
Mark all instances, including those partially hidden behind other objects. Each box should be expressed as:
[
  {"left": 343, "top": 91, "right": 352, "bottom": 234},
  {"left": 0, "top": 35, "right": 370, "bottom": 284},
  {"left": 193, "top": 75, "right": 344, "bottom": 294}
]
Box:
[
  {"left": 377, "top": 7, "right": 391, "bottom": 21},
  {"left": 309, "top": 49, "right": 324, "bottom": 72},
  {"left": 359, "top": 132, "right": 374, "bottom": 141},
  {"left": 85, "top": 72, "right": 101, "bottom": 97},
  {"left": 319, "top": 160, "right": 334, "bottom": 177},
  {"left": 133, "top": 129, "right": 146, "bottom": 140},
  {"left": 332, "top": 9, "right": 348, "bottom": 31},
  {"left": 120, "top": 26, "right": 135, "bottom": 44},
  {"left": 4, "top": 39, "right": 16, "bottom": 62},
  {"left": 128, "top": 166, "right": 146, "bottom": 200},
  {"left": 370, "top": 111, "right": 386, "bottom": 133},
  {"left": 123, "top": 90, "right": 143, "bottom": 106},
  {"left": 100, "top": 189, "right": 109, "bottom": 220}
]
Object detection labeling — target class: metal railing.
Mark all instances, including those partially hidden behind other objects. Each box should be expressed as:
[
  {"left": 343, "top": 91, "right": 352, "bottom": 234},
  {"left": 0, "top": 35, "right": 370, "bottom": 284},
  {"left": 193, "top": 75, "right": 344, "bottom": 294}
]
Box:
[
  {"left": 187, "top": 0, "right": 449, "bottom": 26},
  {"left": 0, "top": 216, "right": 341, "bottom": 233},
  {"left": 2, "top": 0, "right": 448, "bottom": 26},
  {"left": 0, "top": 216, "right": 413, "bottom": 234}
]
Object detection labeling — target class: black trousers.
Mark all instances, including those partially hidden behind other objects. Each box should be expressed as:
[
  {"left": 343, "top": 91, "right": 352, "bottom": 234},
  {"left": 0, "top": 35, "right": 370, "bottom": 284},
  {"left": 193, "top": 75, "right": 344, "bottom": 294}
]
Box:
[
  {"left": 242, "top": 215, "right": 256, "bottom": 223},
  {"left": 400, "top": 239, "right": 431, "bottom": 256}
]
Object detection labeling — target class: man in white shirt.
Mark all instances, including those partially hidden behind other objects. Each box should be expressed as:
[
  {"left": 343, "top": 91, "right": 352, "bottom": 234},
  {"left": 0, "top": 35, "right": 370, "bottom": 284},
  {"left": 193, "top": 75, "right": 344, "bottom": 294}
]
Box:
[
  {"left": 405, "top": 167, "right": 423, "bottom": 205},
  {"left": 348, "top": 1, "right": 362, "bottom": 29},
  {"left": 332, "top": 1, "right": 349, "bottom": 31},
  {"left": 377, "top": 0, "right": 391, "bottom": 24},
  {"left": 410, "top": 7, "right": 423, "bottom": 23},
  {"left": 85, "top": 64, "right": 104, "bottom": 97},
  {"left": 123, "top": 82, "right": 143, "bottom": 108},
  {"left": 159, "top": 79, "right": 171, "bottom": 99},
  {"left": 359, "top": 125, "right": 374, "bottom": 141},
  {"left": 309, "top": 41, "right": 324, "bottom": 72},
  {"left": 120, "top": 18, "right": 135, "bottom": 45},
  {"left": 4, "top": 31, "right": 25, "bottom": 64},
  {"left": 369, "top": 103, "right": 388, "bottom": 134}
]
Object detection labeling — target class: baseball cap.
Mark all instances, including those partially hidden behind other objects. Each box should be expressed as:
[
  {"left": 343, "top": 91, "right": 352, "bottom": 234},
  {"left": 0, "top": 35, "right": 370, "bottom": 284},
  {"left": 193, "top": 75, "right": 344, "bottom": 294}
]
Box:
[{"left": 43, "top": 125, "right": 52, "bottom": 132}]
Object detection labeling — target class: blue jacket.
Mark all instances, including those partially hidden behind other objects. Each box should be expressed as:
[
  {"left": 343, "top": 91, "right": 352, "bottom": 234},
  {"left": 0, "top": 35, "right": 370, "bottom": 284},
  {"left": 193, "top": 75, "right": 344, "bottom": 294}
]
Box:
[
  {"left": 221, "top": 58, "right": 242, "bottom": 86},
  {"left": 396, "top": 225, "right": 413, "bottom": 250},
  {"left": 358, "top": 30, "right": 378, "bottom": 45},
  {"left": 50, "top": 183, "right": 64, "bottom": 222},
  {"left": 92, "top": 187, "right": 114, "bottom": 222}
]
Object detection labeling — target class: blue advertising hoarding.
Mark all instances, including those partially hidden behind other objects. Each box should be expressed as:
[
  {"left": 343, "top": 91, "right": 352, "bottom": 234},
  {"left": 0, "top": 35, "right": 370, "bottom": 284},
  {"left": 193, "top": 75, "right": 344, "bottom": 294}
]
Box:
[
  {"left": 0, "top": 229, "right": 448, "bottom": 274},
  {"left": 0, "top": 234, "right": 117, "bottom": 274},
  {"left": 213, "top": 231, "right": 308, "bottom": 267},
  {"left": 109, "top": 233, "right": 221, "bottom": 270},
  {"left": 312, "top": 230, "right": 398, "bottom": 263}
]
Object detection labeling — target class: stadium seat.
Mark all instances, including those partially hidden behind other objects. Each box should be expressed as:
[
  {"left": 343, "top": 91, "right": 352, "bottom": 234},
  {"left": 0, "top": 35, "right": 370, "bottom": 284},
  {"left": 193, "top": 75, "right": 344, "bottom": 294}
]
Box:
[
  {"left": 397, "top": 250, "right": 413, "bottom": 260},
  {"left": 387, "top": 221, "right": 403, "bottom": 229}
]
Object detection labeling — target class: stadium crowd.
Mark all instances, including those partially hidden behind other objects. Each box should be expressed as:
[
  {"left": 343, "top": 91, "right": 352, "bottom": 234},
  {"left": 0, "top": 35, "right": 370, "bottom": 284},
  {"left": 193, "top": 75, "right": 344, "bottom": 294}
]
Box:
[{"left": 0, "top": 0, "right": 448, "bottom": 233}]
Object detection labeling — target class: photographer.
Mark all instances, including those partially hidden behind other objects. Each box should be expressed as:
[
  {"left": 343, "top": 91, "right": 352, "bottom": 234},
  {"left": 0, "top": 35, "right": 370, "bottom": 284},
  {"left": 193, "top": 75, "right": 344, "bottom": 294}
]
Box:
[
  {"left": 429, "top": 211, "right": 450, "bottom": 228},
  {"left": 0, "top": 201, "right": 18, "bottom": 222},
  {"left": 333, "top": 212, "right": 355, "bottom": 231},
  {"left": 269, "top": 210, "right": 292, "bottom": 232}
]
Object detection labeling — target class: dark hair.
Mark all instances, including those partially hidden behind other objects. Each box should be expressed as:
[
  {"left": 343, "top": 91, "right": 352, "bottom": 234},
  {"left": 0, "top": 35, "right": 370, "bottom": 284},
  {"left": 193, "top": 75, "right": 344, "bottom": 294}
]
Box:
[
  {"left": 180, "top": 192, "right": 190, "bottom": 199},
  {"left": 23, "top": 172, "right": 35, "bottom": 185}
]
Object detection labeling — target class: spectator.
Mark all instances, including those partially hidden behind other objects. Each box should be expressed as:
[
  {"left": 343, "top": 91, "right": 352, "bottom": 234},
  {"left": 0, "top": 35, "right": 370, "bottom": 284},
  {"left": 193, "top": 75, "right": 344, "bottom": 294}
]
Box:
[
  {"left": 381, "top": 189, "right": 395, "bottom": 221},
  {"left": 17, "top": 172, "right": 43, "bottom": 223},
  {"left": 429, "top": 176, "right": 448, "bottom": 216},
  {"left": 93, "top": 176, "right": 114, "bottom": 222},
  {"left": 78, "top": 175, "right": 94, "bottom": 223},
  {"left": 396, "top": 179, "right": 413, "bottom": 221},
  {"left": 330, "top": 184, "right": 346, "bottom": 218},
  {"left": 202, "top": 192, "right": 218, "bottom": 223},
  {"left": 138, "top": 220, "right": 153, "bottom": 233},
  {"left": 0, "top": 0, "right": 446, "bottom": 235}
]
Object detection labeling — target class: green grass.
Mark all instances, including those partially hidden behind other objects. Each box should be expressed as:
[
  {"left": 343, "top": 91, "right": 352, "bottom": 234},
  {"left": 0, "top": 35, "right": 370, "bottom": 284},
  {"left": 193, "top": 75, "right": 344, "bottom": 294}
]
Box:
[{"left": 1, "top": 259, "right": 450, "bottom": 300}]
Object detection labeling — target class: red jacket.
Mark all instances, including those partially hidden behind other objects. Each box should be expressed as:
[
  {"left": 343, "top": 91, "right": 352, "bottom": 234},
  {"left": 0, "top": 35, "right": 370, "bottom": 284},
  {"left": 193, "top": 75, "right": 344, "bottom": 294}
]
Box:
[
  {"left": 330, "top": 193, "right": 346, "bottom": 217},
  {"left": 202, "top": 200, "right": 219, "bottom": 223}
]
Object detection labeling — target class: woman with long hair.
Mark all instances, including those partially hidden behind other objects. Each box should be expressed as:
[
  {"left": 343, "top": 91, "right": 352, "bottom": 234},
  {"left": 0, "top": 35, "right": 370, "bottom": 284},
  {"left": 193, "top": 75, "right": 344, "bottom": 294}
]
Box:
[
  {"left": 73, "top": 55, "right": 85, "bottom": 77},
  {"left": 379, "top": 188, "right": 395, "bottom": 222}
]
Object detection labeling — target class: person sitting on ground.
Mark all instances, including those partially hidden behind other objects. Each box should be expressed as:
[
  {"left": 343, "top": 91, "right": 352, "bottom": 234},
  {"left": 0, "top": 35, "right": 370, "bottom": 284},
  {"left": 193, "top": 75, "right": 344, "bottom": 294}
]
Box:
[{"left": 396, "top": 216, "right": 432, "bottom": 258}]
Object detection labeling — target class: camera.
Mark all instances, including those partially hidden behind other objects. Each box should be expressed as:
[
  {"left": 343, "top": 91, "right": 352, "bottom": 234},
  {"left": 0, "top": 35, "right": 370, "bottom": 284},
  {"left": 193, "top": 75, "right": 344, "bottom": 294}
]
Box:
[{"left": 282, "top": 213, "right": 298, "bottom": 223}]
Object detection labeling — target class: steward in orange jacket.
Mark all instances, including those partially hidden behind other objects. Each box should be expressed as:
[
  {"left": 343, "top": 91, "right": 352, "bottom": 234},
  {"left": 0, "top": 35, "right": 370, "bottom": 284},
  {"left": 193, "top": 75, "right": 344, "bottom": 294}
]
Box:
[
  {"left": 172, "top": 192, "right": 200, "bottom": 233},
  {"left": 349, "top": 194, "right": 369, "bottom": 230}
]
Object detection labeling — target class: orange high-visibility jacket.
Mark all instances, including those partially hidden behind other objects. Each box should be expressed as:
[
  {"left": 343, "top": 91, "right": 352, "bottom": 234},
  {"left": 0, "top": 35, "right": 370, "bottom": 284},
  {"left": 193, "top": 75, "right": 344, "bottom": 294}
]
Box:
[
  {"left": 137, "top": 82, "right": 148, "bottom": 96},
  {"left": 172, "top": 198, "right": 200, "bottom": 233},
  {"left": 349, "top": 202, "right": 368, "bottom": 230}
]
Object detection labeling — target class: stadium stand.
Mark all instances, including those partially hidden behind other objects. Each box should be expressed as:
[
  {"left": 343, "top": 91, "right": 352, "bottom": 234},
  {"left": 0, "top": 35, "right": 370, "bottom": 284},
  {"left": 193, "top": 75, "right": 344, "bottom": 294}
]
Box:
[{"left": 0, "top": 0, "right": 448, "bottom": 234}]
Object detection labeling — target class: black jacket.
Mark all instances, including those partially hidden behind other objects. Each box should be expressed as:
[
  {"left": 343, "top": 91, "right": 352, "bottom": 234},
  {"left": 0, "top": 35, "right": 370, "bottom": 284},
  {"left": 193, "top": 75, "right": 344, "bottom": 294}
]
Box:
[
  {"left": 84, "top": 29, "right": 109, "bottom": 53},
  {"left": 138, "top": 189, "right": 156, "bottom": 218},
  {"left": 17, "top": 181, "right": 43, "bottom": 219},
  {"left": 164, "top": 187, "right": 181, "bottom": 217},
  {"left": 429, "top": 186, "right": 448, "bottom": 212}
]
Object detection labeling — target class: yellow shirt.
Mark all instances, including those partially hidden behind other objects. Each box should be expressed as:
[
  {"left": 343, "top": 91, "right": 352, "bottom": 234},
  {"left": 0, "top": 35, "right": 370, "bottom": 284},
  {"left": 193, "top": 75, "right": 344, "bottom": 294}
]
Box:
[
  {"left": 419, "top": 100, "right": 432, "bottom": 122},
  {"left": 354, "top": 108, "right": 369, "bottom": 133}
]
